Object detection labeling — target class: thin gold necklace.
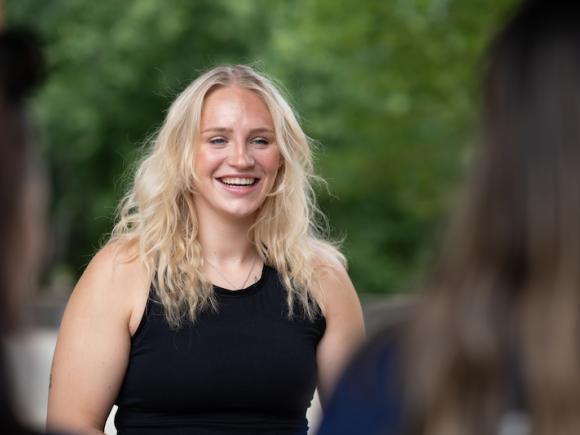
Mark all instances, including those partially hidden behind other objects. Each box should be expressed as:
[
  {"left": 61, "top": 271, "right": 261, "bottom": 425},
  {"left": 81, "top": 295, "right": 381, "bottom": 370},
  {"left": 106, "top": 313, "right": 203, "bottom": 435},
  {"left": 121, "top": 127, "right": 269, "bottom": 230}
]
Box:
[{"left": 205, "top": 256, "right": 259, "bottom": 290}]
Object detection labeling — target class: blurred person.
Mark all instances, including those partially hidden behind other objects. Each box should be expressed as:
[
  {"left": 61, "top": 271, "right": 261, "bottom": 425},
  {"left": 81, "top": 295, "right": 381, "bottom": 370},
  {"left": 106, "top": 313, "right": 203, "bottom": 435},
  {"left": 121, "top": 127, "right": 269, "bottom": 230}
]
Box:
[
  {"left": 0, "top": 24, "right": 58, "bottom": 435},
  {"left": 318, "top": 1, "right": 580, "bottom": 435},
  {"left": 47, "top": 65, "right": 365, "bottom": 435}
]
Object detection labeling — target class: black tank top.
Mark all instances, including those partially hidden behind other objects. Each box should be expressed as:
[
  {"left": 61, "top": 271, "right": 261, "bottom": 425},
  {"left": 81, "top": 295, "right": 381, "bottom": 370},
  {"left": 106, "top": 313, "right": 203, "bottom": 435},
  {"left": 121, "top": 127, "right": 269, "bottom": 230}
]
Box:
[{"left": 115, "top": 265, "right": 325, "bottom": 434}]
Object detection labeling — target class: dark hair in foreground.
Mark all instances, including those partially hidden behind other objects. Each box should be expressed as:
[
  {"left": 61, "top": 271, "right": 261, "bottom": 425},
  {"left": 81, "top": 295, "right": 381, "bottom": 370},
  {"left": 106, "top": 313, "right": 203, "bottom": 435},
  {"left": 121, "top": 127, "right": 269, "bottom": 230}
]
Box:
[
  {"left": 0, "top": 28, "right": 45, "bottom": 433},
  {"left": 404, "top": 1, "right": 580, "bottom": 434},
  {"left": 0, "top": 28, "right": 44, "bottom": 332}
]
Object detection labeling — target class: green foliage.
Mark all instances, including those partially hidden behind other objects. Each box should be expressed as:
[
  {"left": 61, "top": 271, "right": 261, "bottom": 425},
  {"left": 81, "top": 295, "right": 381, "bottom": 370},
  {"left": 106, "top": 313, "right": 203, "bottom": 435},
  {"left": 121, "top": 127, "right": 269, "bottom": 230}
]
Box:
[{"left": 7, "top": 0, "right": 515, "bottom": 294}]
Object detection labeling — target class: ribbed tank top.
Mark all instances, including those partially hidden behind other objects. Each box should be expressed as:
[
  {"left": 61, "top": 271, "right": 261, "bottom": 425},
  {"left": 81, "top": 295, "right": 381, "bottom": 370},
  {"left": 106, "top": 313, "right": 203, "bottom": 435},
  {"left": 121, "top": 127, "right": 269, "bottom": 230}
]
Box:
[{"left": 115, "top": 265, "right": 325, "bottom": 434}]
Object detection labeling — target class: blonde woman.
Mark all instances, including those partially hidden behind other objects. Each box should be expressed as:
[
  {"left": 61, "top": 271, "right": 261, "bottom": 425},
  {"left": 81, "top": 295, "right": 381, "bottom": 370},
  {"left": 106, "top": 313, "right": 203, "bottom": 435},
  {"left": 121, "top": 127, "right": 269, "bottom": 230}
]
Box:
[{"left": 47, "top": 65, "right": 365, "bottom": 435}]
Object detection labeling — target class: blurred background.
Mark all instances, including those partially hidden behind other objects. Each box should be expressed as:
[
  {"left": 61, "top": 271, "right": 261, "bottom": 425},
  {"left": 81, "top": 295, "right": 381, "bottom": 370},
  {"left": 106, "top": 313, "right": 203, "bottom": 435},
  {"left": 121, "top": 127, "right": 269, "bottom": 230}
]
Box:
[{"left": 4, "top": 0, "right": 516, "bottom": 432}]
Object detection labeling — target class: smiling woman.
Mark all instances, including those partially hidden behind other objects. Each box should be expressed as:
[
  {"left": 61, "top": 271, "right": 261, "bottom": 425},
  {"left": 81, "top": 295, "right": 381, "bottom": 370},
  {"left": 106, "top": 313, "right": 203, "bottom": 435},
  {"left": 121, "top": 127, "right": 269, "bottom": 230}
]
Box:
[{"left": 46, "top": 65, "right": 364, "bottom": 435}]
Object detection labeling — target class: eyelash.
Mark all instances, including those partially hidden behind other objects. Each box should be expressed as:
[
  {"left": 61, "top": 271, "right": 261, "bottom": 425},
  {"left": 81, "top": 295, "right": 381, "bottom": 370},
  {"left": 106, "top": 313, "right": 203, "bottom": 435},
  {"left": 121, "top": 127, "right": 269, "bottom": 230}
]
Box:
[
  {"left": 209, "top": 137, "right": 227, "bottom": 145},
  {"left": 251, "top": 137, "right": 270, "bottom": 146},
  {"left": 208, "top": 137, "right": 271, "bottom": 146}
]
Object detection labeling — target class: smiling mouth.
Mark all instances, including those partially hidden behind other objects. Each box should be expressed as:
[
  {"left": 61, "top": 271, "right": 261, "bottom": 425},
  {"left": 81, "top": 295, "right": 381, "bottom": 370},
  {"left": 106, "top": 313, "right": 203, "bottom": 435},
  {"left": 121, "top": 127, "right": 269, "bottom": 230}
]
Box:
[{"left": 217, "top": 177, "right": 259, "bottom": 187}]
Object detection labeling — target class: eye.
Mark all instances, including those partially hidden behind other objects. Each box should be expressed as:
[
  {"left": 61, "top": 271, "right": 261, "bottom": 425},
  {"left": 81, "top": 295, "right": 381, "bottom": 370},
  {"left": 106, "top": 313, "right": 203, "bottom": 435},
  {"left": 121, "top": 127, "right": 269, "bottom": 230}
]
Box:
[
  {"left": 251, "top": 137, "right": 270, "bottom": 147},
  {"left": 209, "top": 137, "right": 227, "bottom": 146}
]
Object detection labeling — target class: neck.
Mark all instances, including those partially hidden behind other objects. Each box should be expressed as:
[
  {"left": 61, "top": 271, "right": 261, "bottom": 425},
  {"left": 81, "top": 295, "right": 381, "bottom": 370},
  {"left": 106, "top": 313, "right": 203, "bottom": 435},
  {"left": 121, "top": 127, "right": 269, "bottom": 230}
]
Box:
[{"left": 194, "top": 203, "right": 257, "bottom": 264}]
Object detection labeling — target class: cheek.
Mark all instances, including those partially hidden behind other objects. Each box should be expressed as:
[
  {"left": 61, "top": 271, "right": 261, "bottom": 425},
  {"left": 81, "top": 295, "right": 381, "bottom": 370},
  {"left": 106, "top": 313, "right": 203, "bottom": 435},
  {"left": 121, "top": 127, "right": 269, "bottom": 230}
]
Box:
[
  {"left": 195, "top": 147, "right": 222, "bottom": 176},
  {"left": 261, "top": 148, "right": 282, "bottom": 174}
]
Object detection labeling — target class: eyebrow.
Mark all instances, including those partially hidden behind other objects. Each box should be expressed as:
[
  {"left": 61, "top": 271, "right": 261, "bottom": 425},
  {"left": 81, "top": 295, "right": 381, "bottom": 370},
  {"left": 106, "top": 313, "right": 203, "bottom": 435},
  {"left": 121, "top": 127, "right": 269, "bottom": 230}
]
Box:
[{"left": 201, "top": 127, "right": 275, "bottom": 135}]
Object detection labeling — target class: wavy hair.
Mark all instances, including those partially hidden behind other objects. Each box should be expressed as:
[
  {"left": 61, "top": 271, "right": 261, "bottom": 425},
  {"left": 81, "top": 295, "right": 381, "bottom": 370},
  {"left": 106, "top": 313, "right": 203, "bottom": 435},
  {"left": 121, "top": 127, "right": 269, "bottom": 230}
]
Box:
[{"left": 111, "top": 65, "right": 344, "bottom": 328}]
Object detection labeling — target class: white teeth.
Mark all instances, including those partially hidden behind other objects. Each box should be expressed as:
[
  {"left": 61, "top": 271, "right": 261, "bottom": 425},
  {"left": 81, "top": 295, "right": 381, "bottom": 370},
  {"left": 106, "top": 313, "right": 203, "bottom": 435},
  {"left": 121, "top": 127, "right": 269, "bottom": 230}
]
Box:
[{"left": 220, "top": 177, "right": 256, "bottom": 186}]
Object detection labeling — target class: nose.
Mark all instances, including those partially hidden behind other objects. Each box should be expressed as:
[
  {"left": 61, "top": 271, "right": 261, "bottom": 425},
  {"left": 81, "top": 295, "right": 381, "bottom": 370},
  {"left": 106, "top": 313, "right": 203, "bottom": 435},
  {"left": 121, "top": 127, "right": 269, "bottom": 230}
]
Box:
[{"left": 228, "top": 141, "right": 255, "bottom": 168}]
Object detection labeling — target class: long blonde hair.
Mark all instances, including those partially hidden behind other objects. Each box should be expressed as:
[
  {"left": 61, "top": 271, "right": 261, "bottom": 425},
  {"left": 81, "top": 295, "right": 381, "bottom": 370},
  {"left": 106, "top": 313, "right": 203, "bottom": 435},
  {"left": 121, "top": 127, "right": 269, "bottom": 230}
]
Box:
[{"left": 111, "top": 65, "right": 344, "bottom": 328}]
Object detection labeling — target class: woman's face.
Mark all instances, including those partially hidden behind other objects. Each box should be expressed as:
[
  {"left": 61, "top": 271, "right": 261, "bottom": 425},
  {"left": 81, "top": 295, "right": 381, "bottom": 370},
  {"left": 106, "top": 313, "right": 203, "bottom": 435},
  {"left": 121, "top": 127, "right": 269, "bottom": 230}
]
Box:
[{"left": 194, "top": 86, "right": 281, "bottom": 221}]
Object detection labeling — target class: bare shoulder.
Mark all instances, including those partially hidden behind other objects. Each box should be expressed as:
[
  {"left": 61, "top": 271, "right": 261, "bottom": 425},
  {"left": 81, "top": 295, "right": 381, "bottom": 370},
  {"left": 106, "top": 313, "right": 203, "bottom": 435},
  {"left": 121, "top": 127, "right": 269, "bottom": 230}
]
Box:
[
  {"left": 67, "top": 240, "right": 150, "bottom": 333},
  {"left": 311, "top": 255, "right": 358, "bottom": 318},
  {"left": 83, "top": 240, "right": 146, "bottom": 284}
]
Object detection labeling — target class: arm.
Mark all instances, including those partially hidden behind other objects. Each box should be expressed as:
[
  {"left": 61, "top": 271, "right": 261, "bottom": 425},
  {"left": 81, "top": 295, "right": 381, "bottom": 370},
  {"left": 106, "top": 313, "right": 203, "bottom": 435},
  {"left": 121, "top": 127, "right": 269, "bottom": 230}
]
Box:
[
  {"left": 47, "top": 242, "right": 149, "bottom": 434},
  {"left": 314, "top": 262, "right": 365, "bottom": 406}
]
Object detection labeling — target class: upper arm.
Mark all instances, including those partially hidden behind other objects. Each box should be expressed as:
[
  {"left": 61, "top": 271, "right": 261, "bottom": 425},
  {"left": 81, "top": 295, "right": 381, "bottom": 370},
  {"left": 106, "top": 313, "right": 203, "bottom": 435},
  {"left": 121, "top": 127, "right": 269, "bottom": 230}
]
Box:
[
  {"left": 47, "top": 242, "right": 149, "bottom": 433},
  {"left": 314, "top": 261, "right": 365, "bottom": 405}
]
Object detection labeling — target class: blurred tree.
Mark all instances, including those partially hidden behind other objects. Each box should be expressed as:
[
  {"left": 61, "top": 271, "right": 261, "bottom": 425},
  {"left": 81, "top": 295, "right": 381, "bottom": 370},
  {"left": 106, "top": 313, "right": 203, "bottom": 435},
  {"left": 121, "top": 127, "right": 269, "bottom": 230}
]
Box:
[
  {"left": 6, "top": 0, "right": 271, "bottom": 288},
  {"left": 6, "top": 0, "right": 515, "bottom": 295},
  {"left": 262, "top": 0, "right": 515, "bottom": 293}
]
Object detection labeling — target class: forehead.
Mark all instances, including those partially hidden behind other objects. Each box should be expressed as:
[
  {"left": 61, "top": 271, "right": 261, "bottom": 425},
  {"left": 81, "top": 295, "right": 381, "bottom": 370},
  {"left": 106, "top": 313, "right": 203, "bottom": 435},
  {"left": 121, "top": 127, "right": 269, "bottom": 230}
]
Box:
[{"left": 200, "top": 86, "right": 274, "bottom": 129}]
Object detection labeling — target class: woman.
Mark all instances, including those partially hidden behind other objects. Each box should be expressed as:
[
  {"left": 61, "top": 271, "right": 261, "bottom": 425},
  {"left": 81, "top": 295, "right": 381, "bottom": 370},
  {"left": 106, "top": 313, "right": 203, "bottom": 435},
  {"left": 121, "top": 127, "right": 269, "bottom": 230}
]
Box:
[
  {"left": 319, "top": 1, "right": 580, "bottom": 434},
  {"left": 47, "top": 65, "right": 365, "bottom": 434}
]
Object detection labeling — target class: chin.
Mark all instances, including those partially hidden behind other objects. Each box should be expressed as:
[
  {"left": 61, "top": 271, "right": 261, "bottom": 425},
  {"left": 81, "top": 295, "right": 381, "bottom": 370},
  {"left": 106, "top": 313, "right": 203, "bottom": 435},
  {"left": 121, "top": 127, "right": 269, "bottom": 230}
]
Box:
[
  {"left": 219, "top": 204, "right": 261, "bottom": 219},
  {"left": 231, "top": 208, "right": 260, "bottom": 218}
]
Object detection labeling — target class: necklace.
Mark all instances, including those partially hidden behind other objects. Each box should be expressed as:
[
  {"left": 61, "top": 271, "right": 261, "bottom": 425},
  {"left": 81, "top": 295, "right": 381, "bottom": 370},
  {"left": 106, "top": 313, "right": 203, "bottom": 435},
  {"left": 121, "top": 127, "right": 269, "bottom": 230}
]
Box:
[{"left": 205, "top": 256, "right": 259, "bottom": 290}]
